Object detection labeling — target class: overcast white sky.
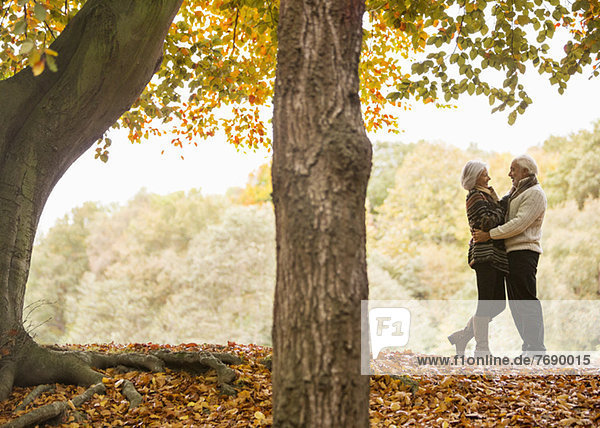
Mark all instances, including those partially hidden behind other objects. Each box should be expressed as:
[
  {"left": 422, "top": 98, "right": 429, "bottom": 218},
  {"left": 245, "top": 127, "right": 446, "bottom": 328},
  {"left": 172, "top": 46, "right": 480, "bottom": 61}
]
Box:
[{"left": 37, "top": 65, "right": 600, "bottom": 235}]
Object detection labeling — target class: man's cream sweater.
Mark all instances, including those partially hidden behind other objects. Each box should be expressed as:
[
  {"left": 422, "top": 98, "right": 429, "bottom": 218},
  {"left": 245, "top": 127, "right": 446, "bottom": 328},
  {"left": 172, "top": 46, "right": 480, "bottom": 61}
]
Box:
[{"left": 489, "top": 184, "right": 547, "bottom": 254}]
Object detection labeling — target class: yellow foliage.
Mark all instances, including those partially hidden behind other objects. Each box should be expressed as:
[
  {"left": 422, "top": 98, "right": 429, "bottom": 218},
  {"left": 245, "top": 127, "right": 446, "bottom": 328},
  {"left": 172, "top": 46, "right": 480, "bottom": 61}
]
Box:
[
  {"left": 236, "top": 163, "right": 272, "bottom": 205},
  {"left": 1, "top": 0, "right": 422, "bottom": 151}
]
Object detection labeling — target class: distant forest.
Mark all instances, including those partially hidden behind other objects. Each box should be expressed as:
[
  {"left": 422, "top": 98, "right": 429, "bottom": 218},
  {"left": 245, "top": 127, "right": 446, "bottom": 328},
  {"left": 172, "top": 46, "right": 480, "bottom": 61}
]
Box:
[{"left": 25, "top": 121, "right": 600, "bottom": 347}]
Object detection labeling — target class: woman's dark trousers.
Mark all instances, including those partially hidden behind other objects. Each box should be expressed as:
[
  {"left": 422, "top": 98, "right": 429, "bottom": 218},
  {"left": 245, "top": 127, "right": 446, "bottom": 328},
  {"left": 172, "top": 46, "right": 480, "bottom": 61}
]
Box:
[{"left": 474, "top": 262, "right": 506, "bottom": 318}]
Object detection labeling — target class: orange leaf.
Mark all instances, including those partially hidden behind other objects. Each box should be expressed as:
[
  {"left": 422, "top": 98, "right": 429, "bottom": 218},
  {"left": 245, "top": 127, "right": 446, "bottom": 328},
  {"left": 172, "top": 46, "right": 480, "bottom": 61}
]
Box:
[{"left": 32, "top": 58, "right": 46, "bottom": 76}]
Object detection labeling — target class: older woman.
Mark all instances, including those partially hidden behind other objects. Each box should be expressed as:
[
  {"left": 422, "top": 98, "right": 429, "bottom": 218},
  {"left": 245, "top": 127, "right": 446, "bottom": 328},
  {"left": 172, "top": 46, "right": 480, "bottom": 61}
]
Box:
[{"left": 448, "top": 160, "right": 508, "bottom": 356}]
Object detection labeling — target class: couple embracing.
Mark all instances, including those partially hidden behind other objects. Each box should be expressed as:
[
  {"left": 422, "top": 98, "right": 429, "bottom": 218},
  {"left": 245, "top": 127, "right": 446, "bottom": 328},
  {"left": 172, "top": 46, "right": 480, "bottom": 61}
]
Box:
[{"left": 448, "top": 154, "right": 547, "bottom": 358}]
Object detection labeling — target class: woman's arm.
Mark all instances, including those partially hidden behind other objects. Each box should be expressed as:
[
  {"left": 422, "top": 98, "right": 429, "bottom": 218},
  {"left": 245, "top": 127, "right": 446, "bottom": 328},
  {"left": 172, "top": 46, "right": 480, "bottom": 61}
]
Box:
[{"left": 465, "top": 191, "right": 505, "bottom": 232}]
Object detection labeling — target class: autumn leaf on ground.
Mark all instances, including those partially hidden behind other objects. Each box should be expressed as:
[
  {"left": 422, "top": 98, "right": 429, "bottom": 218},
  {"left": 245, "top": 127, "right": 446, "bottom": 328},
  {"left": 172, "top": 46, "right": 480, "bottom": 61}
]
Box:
[{"left": 2, "top": 343, "right": 600, "bottom": 426}]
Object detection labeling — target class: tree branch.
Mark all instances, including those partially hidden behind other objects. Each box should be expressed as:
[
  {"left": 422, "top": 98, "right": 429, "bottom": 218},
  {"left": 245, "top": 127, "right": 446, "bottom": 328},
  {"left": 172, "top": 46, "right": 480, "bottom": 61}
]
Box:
[
  {"left": 232, "top": 6, "right": 240, "bottom": 53},
  {"left": 0, "top": 0, "right": 184, "bottom": 229}
]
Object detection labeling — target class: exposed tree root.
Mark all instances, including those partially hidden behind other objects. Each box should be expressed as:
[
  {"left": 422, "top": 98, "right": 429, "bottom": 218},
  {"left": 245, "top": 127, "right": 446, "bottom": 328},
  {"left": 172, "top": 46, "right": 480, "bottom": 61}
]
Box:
[
  {"left": 69, "top": 350, "right": 165, "bottom": 373},
  {"left": 390, "top": 375, "right": 419, "bottom": 394},
  {"left": 2, "top": 382, "right": 105, "bottom": 428},
  {"left": 211, "top": 352, "right": 245, "bottom": 366},
  {"left": 152, "top": 350, "right": 240, "bottom": 379},
  {"left": 150, "top": 350, "right": 241, "bottom": 396},
  {"left": 260, "top": 355, "right": 273, "bottom": 371},
  {"left": 14, "top": 385, "right": 55, "bottom": 412},
  {"left": 117, "top": 379, "right": 142, "bottom": 409},
  {"left": 0, "top": 363, "right": 16, "bottom": 403},
  {"left": 1, "top": 338, "right": 242, "bottom": 426}
]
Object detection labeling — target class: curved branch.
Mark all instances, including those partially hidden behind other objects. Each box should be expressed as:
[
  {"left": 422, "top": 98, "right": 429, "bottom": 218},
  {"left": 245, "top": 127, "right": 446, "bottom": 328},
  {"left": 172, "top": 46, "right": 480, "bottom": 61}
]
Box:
[
  {"left": 0, "top": 0, "right": 184, "bottom": 218},
  {"left": 0, "top": 0, "right": 184, "bottom": 335}
]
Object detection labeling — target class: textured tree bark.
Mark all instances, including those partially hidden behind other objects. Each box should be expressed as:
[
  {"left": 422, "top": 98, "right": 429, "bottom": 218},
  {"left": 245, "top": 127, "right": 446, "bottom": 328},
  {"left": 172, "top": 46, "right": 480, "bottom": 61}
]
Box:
[
  {"left": 0, "top": 0, "right": 183, "bottom": 400},
  {"left": 271, "top": 0, "right": 372, "bottom": 426}
]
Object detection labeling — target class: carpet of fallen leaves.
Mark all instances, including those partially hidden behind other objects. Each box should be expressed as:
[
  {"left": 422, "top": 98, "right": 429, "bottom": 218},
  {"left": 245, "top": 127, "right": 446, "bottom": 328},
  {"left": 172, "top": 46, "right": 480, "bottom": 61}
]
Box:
[{"left": 1, "top": 343, "right": 600, "bottom": 427}]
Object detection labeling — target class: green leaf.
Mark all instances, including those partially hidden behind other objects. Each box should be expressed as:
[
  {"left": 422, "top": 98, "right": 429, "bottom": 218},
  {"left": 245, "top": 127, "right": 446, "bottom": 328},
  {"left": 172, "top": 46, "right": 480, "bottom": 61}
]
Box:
[
  {"left": 46, "top": 54, "right": 57, "bottom": 72},
  {"left": 34, "top": 3, "right": 46, "bottom": 21},
  {"left": 14, "top": 19, "right": 27, "bottom": 35},
  {"left": 19, "top": 39, "right": 35, "bottom": 55},
  {"left": 536, "top": 33, "right": 546, "bottom": 43},
  {"left": 551, "top": 8, "right": 562, "bottom": 20},
  {"left": 386, "top": 92, "right": 401, "bottom": 101},
  {"left": 508, "top": 110, "right": 517, "bottom": 125}
]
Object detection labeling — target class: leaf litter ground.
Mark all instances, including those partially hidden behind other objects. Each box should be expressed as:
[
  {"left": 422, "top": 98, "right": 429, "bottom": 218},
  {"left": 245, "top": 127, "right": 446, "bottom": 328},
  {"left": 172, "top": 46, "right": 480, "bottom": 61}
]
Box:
[{"left": 1, "top": 344, "right": 599, "bottom": 427}]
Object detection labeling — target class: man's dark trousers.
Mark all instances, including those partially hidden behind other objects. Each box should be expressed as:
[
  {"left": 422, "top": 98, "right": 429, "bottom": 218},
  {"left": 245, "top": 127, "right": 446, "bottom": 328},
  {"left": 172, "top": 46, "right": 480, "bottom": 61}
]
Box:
[{"left": 506, "top": 250, "right": 546, "bottom": 353}]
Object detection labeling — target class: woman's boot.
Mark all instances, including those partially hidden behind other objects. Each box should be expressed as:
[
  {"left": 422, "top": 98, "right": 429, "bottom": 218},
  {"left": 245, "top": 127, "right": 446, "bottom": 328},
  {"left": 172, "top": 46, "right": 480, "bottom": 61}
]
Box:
[
  {"left": 448, "top": 316, "right": 474, "bottom": 356},
  {"left": 473, "top": 316, "right": 492, "bottom": 358}
]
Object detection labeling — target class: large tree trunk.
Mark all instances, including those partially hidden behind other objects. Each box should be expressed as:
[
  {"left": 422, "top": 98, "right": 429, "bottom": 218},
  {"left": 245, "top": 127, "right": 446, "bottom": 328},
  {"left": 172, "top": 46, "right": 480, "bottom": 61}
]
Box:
[
  {"left": 0, "top": 0, "right": 183, "bottom": 401},
  {"left": 271, "top": 0, "right": 372, "bottom": 426}
]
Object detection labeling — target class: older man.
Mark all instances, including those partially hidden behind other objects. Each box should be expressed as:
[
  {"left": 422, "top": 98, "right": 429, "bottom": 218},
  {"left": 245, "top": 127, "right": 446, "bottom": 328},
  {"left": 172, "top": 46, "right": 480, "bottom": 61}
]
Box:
[{"left": 473, "top": 154, "right": 547, "bottom": 354}]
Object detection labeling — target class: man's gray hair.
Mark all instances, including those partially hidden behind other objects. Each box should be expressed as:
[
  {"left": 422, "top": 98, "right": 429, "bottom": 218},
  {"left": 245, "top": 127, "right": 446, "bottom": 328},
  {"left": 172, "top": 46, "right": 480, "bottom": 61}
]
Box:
[{"left": 513, "top": 154, "right": 538, "bottom": 175}]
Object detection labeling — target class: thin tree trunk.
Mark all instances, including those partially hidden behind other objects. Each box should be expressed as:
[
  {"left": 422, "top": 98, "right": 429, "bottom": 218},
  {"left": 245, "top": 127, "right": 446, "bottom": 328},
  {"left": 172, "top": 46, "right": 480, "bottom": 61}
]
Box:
[
  {"left": 0, "top": 0, "right": 182, "bottom": 400},
  {"left": 271, "top": 0, "right": 372, "bottom": 426}
]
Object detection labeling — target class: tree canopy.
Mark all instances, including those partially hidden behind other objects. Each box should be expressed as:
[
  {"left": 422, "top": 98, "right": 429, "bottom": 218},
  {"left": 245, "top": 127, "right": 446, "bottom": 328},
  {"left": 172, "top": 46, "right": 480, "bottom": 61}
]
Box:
[
  {"left": 376, "top": 0, "right": 600, "bottom": 123},
  {"left": 1, "top": 0, "right": 414, "bottom": 154},
  {"left": 3, "top": 0, "right": 597, "bottom": 155}
]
